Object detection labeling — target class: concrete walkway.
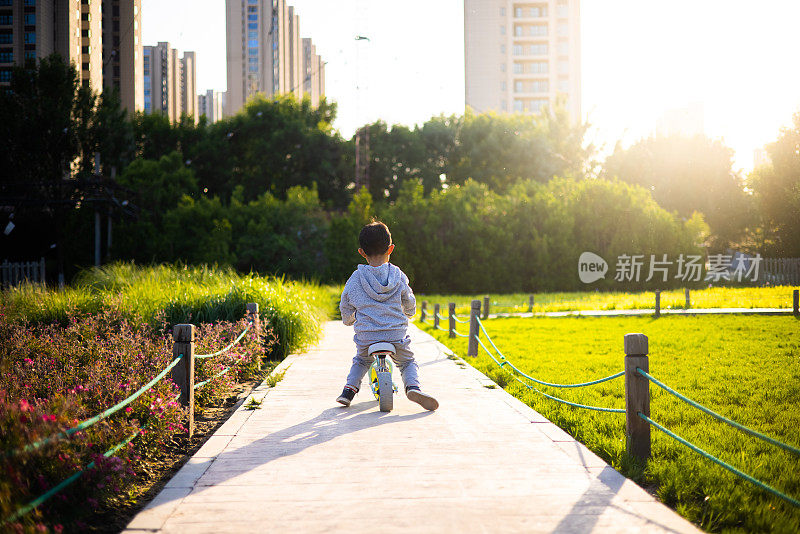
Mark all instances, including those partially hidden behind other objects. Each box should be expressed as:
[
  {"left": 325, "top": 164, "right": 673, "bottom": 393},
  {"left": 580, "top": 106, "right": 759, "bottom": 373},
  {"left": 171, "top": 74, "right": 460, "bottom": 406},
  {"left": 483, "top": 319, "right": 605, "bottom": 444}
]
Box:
[{"left": 124, "top": 322, "right": 701, "bottom": 533}]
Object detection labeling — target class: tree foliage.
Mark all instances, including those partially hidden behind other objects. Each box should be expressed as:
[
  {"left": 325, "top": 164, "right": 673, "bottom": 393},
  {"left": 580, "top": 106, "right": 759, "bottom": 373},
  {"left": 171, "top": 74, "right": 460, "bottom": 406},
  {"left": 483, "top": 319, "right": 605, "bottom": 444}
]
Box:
[
  {"left": 747, "top": 113, "right": 800, "bottom": 256},
  {"left": 603, "top": 135, "right": 750, "bottom": 250}
]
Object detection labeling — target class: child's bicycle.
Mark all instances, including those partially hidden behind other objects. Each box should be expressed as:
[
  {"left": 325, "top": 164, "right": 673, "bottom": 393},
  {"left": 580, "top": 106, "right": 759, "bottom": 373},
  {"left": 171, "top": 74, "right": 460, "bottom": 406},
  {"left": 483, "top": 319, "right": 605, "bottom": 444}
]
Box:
[{"left": 367, "top": 342, "right": 399, "bottom": 412}]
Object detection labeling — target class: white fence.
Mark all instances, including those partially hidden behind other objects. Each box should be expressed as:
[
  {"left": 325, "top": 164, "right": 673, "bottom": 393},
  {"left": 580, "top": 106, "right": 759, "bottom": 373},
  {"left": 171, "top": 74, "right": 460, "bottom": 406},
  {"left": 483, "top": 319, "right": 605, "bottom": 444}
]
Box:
[{"left": 1, "top": 258, "right": 46, "bottom": 287}]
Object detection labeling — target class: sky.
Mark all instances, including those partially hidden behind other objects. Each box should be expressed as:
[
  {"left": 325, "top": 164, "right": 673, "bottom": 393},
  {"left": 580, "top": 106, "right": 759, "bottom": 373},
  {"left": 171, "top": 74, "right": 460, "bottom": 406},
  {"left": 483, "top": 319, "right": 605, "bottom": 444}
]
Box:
[{"left": 141, "top": 0, "right": 800, "bottom": 172}]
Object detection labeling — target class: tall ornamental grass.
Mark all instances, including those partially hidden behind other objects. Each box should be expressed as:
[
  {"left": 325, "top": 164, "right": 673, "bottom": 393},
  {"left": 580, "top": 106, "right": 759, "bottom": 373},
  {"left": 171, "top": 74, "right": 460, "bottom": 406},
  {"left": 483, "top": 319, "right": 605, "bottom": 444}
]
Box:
[{"left": 0, "top": 263, "right": 334, "bottom": 357}]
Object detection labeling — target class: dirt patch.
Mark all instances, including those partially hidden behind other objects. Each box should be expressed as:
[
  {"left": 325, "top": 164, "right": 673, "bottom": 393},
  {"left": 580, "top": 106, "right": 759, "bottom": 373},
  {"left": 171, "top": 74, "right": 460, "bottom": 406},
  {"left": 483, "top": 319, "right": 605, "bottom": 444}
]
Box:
[{"left": 87, "top": 362, "right": 280, "bottom": 533}]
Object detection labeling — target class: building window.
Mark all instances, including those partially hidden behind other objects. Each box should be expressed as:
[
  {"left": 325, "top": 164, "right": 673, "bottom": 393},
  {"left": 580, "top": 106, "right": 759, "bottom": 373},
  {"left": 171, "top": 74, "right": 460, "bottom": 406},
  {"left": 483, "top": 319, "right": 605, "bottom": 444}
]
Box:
[
  {"left": 512, "top": 44, "right": 522, "bottom": 55},
  {"left": 247, "top": 14, "right": 257, "bottom": 21},
  {"left": 248, "top": 6, "right": 257, "bottom": 12},
  {"left": 81, "top": 12, "right": 89, "bottom": 21},
  {"left": 514, "top": 7, "right": 522, "bottom": 17},
  {"left": 558, "top": 60, "right": 569, "bottom": 74},
  {"left": 558, "top": 78, "right": 569, "bottom": 92},
  {"left": 502, "top": 99, "right": 507, "bottom": 110},
  {"left": 500, "top": 25, "right": 505, "bottom": 35},
  {"left": 558, "top": 41, "right": 568, "bottom": 55},
  {"left": 558, "top": 23, "right": 568, "bottom": 36},
  {"left": 500, "top": 63, "right": 506, "bottom": 72},
  {"left": 24, "top": 0, "right": 35, "bottom": 5},
  {"left": 25, "top": 50, "right": 34, "bottom": 60},
  {"left": 248, "top": 22, "right": 257, "bottom": 29},
  {"left": 500, "top": 44, "right": 505, "bottom": 53},
  {"left": 82, "top": 45, "right": 90, "bottom": 53},
  {"left": 248, "top": 57, "right": 258, "bottom": 63},
  {"left": 0, "top": 0, "right": 11, "bottom": 6},
  {"left": 0, "top": 15, "right": 11, "bottom": 25},
  {"left": 501, "top": 81, "right": 506, "bottom": 91},
  {"left": 249, "top": 65, "right": 258, "bottom": 72},
  {"left": 82, "top": 29, "right": 89, "bottom": 37},
  {"left": 557, "top": 2, "right": 569, "bottom": 18},
  {"left": 248, "top": 39, "right": 258, "bottom": 47},
  {"left": 0, "top": 51, "right": 11, "bottom": 62},
  {"left": 24, "top": 13, "right": 35, "bottom": 24},
  {"left": 513, "top": 99, "right": 523, "bottom": 112},
  {"left": 0, "top": 32, "right": 10, "bottom": 44},
  {"left": 248, "top": 47, "right": 258, "bottom": 56},
  {"left": 500, "top": 7, "right": 505, "bottom": 16},
  {"left": 248, "top": 31, "right": 257, "bottom": 39},
  {"left": 530, "top": 25, "right": 547, "bottom": 36},
  {"left": 24, "top": 32, "right": 35, "bottom": 44},
  {"left": 514, "top": 81, "right": 522, "bottom": 93}
]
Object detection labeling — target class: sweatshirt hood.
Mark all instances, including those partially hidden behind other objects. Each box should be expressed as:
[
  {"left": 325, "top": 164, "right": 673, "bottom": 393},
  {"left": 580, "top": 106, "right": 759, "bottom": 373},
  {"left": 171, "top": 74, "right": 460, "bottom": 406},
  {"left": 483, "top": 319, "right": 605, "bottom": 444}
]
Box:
[{"left": 357, "top": 263, "right": 401, "bottom": 302}]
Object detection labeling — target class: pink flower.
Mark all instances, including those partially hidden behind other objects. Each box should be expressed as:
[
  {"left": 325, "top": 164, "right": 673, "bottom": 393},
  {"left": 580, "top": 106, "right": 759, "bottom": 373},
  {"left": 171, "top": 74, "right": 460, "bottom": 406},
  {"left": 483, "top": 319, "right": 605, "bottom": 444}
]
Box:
[
  {"left": 23, "top": 358, "right": 34, "bottom": 365},
  {"left": 125, "top": 407, "right": 132, "bottom": 413},
  {"left": 19, "top": 399, "right": 31, "bottom": 412}
]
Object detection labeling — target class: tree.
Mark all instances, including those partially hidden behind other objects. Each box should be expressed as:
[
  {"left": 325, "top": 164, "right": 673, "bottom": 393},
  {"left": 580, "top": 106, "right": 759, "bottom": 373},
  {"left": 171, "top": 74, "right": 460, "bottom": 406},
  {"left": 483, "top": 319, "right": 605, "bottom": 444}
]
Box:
[
  {"left": 448, "top": 104, "right": 592, "bottom": 191},
  {"left": 0, "top": 54, "right": 93, "bottom": 183},
  {"left": 603, "top": 135, "right": 750, "bottom": 250},
  {"left": 747, "top": 113, "right": 800, "bottom": 256},
  {"left": 193, "top": 94, "right": 348, "bottom": 207}
]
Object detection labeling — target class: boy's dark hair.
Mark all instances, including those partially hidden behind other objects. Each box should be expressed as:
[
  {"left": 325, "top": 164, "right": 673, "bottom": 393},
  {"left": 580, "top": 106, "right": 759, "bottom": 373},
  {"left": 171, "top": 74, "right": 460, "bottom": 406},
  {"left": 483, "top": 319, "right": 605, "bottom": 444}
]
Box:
[{"left": 359, "top": 221, "right": 392, "bottom": 256}]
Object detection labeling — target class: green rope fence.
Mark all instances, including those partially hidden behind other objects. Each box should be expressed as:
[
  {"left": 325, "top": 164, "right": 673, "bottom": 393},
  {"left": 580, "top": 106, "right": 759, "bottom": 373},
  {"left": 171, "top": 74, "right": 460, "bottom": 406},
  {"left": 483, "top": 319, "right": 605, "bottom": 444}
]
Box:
[
  {"left": 419, "top": 301, "right": 800, "bottom": 512},
  {"left": 2, "top": 429, "right": 142, "bottom": 525},
  {"left": 637, "top": 368, "right": 800, "bottom": 456},
  {"left": 194, "top": 366, "right": 232, "bottom": 390},
  {"left": 473, "top": 334, "right": 625, "bottom": 413},
  {"left": 8, "top": 356, "right": 182, "bottom": 457},
  {"left": 195, "top": 322, "right": 252, "bottom": 359},
  {"left": 476, "top": 318, "right": 625, "bottom": 388},
  {"left": 5, "top": 316, "right": 258, "bottom": 524},
  {"left": 639, "top": 413, "right": 800, "bottom": 508}
]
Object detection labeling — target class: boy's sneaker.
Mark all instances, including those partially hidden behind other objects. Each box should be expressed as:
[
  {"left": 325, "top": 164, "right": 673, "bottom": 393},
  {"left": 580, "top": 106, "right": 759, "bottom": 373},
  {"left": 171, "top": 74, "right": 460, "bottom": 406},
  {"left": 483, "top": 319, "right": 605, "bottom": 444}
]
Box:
[
  {"left": 336, "top": 386, "right": 357, "bottom": 406},
  {"left": 406, "top": 386, "right": 439, "bottom": 411}
]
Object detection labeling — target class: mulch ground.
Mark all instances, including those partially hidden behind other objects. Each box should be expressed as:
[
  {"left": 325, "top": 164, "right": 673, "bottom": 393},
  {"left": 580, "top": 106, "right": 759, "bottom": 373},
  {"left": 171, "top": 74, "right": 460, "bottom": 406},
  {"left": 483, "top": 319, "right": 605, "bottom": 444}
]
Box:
[{"left": 87, "top": 363, "right": 279, "bottom": 533}]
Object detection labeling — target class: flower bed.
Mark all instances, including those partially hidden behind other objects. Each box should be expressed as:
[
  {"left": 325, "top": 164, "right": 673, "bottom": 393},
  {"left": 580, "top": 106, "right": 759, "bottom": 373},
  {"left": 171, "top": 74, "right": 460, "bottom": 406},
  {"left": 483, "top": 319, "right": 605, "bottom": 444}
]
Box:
[{"left": 0, "top": 306, "right": 274, "bottom": 532}]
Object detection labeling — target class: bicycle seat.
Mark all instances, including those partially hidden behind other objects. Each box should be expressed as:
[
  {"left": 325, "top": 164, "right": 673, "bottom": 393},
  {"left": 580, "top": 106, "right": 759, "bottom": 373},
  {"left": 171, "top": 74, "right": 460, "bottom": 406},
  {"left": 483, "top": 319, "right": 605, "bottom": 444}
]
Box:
[{"left": 368, "top": 342, "right": 396, "bottom": 355}]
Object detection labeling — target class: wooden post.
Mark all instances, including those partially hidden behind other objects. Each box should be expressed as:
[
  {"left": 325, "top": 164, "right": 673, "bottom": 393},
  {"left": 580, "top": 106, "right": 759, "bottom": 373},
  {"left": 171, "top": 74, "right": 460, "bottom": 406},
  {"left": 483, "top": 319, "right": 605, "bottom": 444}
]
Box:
[
  {"left": 246, "top": 303, "right": 261, "bottom": 360},
  {"left": 624, "top": 333, "right": 651, "bottom": 462},
  {"left": 654, "top": 290, "right": 661, "bottom": 318},
  {"left": 171, "top": 324, "right": 196, "bottom": 438},
  {"left": 420, "top": 301, "right": 428, "bottom": 322},
  {"left": 794, "top": 289, "right": 799, "bottom": 317},
  {"left": 483, "top": 296, "right": 490, "bottom": 319},
  {"left": 528, "top": 294, "right": 534, "bottom": 313},
  {"left": 685, "top": 288, "right": 690, "bottom": 309},
  {"left": 448, "top": 302, "right": 456, "bottom": 338},
  {"left": 433, "top": 303, "right": 440, "bottom": 329},
  {"left": 468, "top": 299, "right": 480, "bottom": 357}
]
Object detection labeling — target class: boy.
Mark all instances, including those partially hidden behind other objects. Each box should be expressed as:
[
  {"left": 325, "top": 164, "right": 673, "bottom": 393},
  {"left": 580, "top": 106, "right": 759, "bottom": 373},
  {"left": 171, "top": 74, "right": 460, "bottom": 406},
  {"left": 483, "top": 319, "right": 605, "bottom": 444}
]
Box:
[{"left": 336, "top": 221, "right": 439, "bottom": 411}]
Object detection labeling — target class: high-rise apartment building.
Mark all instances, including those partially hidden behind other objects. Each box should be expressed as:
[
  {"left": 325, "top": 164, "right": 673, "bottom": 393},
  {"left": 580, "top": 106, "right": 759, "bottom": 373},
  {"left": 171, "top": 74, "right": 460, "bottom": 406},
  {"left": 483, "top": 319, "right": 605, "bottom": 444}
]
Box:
[
  {"left": 464, "top": 0, "right": 581, "bottom": 122},
  {"left": 1, "top": 1, "right": 142, "bottom": 112},
  {"left": 142, "top": 41, "right": 196, "bottom": 123},
  {"left": 198, "top": 89, "right": 223, "bottom": 123},
  {"left": 102, "top": 0, "right": 142, "bottom": 113},
  {"left": 301, "top": 37, "right": 323, "bottom": 107},
  {"left": 180, "top": 50, "right": 196, "bottom": 121},
  {"left": 225, "top": 0, "right": 325, "bottom": 116}
]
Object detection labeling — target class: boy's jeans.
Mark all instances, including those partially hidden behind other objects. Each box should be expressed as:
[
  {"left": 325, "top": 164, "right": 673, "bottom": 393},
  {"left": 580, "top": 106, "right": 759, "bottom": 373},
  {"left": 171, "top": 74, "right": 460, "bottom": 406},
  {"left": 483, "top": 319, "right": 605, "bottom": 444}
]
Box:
[{"left": 345, "top": 335, "right": 419, "bottom": 391}]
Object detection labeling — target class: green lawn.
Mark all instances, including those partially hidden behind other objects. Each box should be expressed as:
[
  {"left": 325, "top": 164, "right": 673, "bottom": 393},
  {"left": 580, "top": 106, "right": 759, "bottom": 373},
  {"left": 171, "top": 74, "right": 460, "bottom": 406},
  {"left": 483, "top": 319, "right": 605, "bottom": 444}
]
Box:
[
  {"left": 419, "top": 314, "right": 800, "bottom": 533},
  {"left": 419, "top": 286, "right": 798, "bottom": 315}
]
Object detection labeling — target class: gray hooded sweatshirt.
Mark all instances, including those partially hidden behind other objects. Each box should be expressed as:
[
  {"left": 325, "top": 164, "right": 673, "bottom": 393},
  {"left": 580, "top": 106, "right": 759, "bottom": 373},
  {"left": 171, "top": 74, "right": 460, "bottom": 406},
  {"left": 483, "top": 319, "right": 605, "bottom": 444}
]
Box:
[{"left": 340, "top": 262, "right": 416, "bottom": 345}]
